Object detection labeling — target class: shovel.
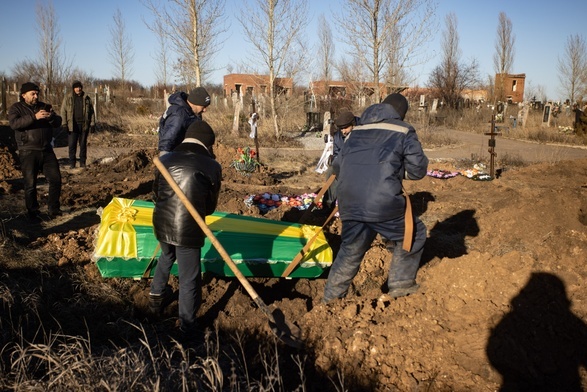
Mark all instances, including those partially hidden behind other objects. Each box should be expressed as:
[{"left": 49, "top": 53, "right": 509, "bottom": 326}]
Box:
[
  {"left": 153, "top": 157, "right": 303, "bottom": 348},
  {"left": 281, "top": 173, "right": 337, "bottom": 278}
]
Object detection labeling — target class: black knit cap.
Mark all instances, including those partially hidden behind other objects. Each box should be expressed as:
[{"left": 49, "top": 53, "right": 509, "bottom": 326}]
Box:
[
  {"left": 187, "top": 87, "right": 211, "bottom": 107},
  {"left": 382, "top": 93, "right": 409, "bottom": 120},
  {"left": 185, "top": 120, "right": 216, "bottom": 147},
  {"left": 334, "top": 111, "right": 355, "bottom": 128},
  {"left": 20, "top": 82, "right": 40, "bottom": 95},
  {"left": 72, "top": 80, "right": 83, "bottom": 89}
]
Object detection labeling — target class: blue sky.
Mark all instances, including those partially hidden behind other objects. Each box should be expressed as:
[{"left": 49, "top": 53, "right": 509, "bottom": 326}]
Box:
[{"left": 1, "top": 0, "right": 585, "bottom": 101}]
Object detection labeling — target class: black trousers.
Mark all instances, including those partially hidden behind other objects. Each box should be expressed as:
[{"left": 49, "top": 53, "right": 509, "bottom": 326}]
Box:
[
  {"left": 68, "top": 122, "right": 89, "bottom": 166},
  {"left": 19, "top": 149, "right": 62, "bottom": 214}
]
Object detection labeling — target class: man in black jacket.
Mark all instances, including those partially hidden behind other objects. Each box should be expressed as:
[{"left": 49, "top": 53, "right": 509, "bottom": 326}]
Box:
[
  {"left": 8, "top": 82, "right": 63, "bottom": 221},
  {"left": 150, "top": 120, "right": 222, "bottom": 336}
]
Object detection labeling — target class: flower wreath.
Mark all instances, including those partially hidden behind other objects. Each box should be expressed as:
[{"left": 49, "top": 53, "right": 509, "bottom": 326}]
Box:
[{"left": 427, "top": 169, "right": 460, "bottom": 179}]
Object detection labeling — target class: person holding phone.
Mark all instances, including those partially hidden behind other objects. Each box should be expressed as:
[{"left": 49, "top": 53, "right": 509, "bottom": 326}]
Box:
[{"left": 8, "top": 82, "right": 63, "bottom": 221}]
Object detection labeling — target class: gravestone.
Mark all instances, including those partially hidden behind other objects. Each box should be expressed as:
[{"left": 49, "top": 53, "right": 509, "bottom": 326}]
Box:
[
  {"left": 431, "top": 99, "right": 438, "bottom": 114},
  {"left": 419, "top": 95, "right": 426, "bottom": 107},
  {"left": 496, "top": 102, "right": 505, "bottom": 122},
  {"left": 232, "top": 99, "right": 241, "bottom": 135},
  {"left": 542, "top": 104, "right": 552, "bottom": 127},
  {"left": 322, "top": 111, "right": 332, "bottom": 141},
  {"left": 518, "top": 104, "right": 529, "bottom": 128}
]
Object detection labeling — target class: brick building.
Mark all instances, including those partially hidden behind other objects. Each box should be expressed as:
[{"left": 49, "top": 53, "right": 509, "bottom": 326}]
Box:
[
  {"left": 223, "top": 73, "right": 293, "bottom": 98},
  {"left": 495, "top": 73, "right": 526, "bottom": 104},
  {"left": 308, "top": 80, "right": 407, "bottom": 99}
]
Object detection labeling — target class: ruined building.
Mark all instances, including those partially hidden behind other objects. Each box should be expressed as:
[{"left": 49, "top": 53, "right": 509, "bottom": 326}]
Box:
[{"left": 495, "top": 73, "right": 526, "bottom": 104}]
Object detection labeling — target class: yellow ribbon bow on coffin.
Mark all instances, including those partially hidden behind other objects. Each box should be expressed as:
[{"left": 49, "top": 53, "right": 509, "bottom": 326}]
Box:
[{"left": 94, "top": 198, "right": 154, "bottom": 259}]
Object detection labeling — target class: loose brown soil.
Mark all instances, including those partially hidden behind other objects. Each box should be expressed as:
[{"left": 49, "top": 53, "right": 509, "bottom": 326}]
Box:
[{"left": 1, "top": 125, "right": 587, "bottom": 391}]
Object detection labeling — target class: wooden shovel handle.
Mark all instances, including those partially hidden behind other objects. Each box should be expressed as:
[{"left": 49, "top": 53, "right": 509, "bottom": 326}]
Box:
[
  {"left": 153, "top": 157, "right": 261, "bottom": 302},
  {"left": 281, "top": 205, "right": 338, "bottom": 278}
]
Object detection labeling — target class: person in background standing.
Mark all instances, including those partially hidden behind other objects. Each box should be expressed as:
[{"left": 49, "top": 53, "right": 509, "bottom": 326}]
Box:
[
  {"left": 60, "top": 80, "right": 95, "bottom": 168},
  {"left": 323, "top": 111, "right": 358, "bottom": 208},
  {"left": 8, "top": 82, "right": 63, "bottom": 221},
  {"left": 157, "top": 87, "right": 211, "bottom": 156}
]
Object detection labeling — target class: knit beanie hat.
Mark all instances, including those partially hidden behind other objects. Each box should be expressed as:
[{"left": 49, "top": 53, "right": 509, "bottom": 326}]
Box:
[
  {"left": 382, "top": 93, "right": 409, "bottom": 120},
  {"left": 334, "top": 111, "right": 355, "bottom": 128},
  {"left": 20, "top": 82, "right": 40, "bottom": 95},
  {"left": 72, "top": 80, "right": 83, "bottom": 89},
  {"left": 187, "top": 87, "right": 211, "bottom": 107},
  {"left": 185, "top": 120, "right": 216, "bottom": 147}
]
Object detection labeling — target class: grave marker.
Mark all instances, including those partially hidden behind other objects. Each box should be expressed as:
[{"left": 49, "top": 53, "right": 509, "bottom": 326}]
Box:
[
  {"left": 485, "top": 114, "right": 502, "bottom": 178},
  {"left": 542, "top": 104, "right": 552, "bottom": 127}
]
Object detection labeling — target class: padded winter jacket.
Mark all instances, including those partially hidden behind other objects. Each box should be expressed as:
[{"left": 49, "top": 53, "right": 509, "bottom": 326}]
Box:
[
  {"left": 61, "top": 91, "right": 95, "bottom": 132},
  {"left": 152, "top": 141, "right": 222, "bottom": 248},
  {"left": 333, "top": 103, "right": 428, "bottom": 222},
  {"left": 157, "top": 92, "right": 200, "bottom": 153},
  {"left": 8, "top": 101, "right": 62, "bottom": 151}
]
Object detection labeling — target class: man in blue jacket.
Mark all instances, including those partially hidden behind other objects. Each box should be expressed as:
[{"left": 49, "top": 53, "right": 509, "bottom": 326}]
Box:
[
  {"left": 323, "top": 93, "right": 429, "bottom": 302},
  {"left": 157, "top": 87, "right": 211, "bottom": 156}
]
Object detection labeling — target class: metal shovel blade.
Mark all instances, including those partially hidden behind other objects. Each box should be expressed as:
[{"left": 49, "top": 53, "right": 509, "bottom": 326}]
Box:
[{"left": 255, "top": 298, "right": 303, "bottom": 349}]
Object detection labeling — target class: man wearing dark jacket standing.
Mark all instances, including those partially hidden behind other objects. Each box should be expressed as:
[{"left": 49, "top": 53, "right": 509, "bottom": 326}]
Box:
[
  {"left": 323, "top": 93, "right": 429, "bottom": 302},
  {"left": 150, "top": 120, "right": 222, "bottom": 336},
  {"left": 8, "top": 82, "right": 63, "bottom": 221},
  {"left": 60, "top": 80, "right": 95, "bottom": 168},
  {"left": 324, "top": 110, "right": 358, "bottom": 208},
  {"left": 157, "top": 87, "right": 211, "bottom": 156}
]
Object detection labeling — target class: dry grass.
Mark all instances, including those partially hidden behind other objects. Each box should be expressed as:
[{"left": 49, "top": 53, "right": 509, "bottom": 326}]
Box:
[
  {"left": 0, "top": 243, "right": 344, "bottom": 391},
  {"left": 0, "top": 291, "right": 343, "bottom": 391},
  {"left": 96, "top": 97, "right": 586, "bottom": 154}
]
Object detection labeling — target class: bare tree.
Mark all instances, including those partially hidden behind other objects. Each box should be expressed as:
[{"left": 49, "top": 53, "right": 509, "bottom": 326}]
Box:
[
  {"left": 238, "top": 0, "right": 309, "bottom": 138},
  {"left": 142, "top": 0, "right": 227, "bottom": 87},
  {"left": 35, "top": 1, "right": 68, "bottom": 97},
  {"left": 337, "top": 0, "right": 436, "bottom": 101},
  {"left": 107, "top": 8, "right": 135, "bottom": 89},
  {"left": 493, "top": 12, "right": 515, "bottom": 101},
  {"left": 337, "top": 56, "right": 370, "bottom": 101},
  {"left": 317, "top": 14, "right": 335, "bottom": 82},
  {"left": 557, "top": 34, "right": 587, "bottom": 103},
  {"left": 151, "top": 15, "right": 171, "bottom": 88},
  {"left": 384, "top": 0, "right": 436, "bottom": 88},
  {"left": 11, "top": 59, "right": 44, "bottom": 86},
  {"left": 428, "top": 13, "right": 479, "bottom": 109}
]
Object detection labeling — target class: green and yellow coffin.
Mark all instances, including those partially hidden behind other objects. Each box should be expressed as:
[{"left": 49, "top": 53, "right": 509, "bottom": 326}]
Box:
[{"left": 93, "top": 198, "right": 333, "bottom": 279}]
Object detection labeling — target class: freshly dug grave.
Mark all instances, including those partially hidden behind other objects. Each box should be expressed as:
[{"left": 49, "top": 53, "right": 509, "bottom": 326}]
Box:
[{"left": 1, "top": 128, "right": 586, "bottom": 391}]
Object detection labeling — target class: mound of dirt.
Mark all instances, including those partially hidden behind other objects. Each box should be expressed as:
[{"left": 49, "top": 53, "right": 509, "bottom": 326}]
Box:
[{"left": 1, "top": 128, "right": 587, "bottom": 390}]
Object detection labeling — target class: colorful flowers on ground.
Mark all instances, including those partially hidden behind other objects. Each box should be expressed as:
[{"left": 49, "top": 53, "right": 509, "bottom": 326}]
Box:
[
  {"left": 231, "top": 147, "right": 260, "bottom": 175},
  {"left": 427, "top": 163, "right": 493, "bottom": 181},
  {"left": 427, "top": 169, "right": 460, "bottom": 179},
  {"left": 244, "top": 192, "right": 323, "bottom": 214}
]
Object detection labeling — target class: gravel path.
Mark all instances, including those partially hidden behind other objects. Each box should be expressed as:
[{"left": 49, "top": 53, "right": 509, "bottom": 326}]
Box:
[{"left": 295, "top": 128, "right": 587, "bottom": 164}]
